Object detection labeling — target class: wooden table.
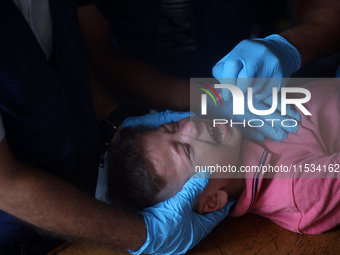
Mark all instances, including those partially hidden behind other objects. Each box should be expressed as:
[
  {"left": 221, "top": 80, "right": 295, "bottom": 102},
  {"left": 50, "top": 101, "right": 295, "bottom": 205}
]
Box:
[{"left": 49, "top": 214, "right": 340, "bottom": 255}]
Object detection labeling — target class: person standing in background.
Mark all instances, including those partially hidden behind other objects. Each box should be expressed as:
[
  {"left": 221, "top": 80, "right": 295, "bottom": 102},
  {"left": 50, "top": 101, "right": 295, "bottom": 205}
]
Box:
[
  {"left": 0, "top": 1, "right": 227, "bottom": 254},
  {"left": 77, "top": 0, "right": 340, "bottom": 141}
]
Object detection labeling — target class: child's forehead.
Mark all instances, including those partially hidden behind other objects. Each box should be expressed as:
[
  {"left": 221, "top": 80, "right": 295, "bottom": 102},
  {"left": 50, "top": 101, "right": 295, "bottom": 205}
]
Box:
[{"left": 140, "top": 129, "right": 169, "bottom": 148}]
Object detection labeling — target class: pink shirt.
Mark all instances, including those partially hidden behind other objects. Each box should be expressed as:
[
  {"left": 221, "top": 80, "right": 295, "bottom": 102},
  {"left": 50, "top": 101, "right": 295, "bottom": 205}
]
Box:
[{"left": 230, "top": 81, "right": 340, "bottom": 234}]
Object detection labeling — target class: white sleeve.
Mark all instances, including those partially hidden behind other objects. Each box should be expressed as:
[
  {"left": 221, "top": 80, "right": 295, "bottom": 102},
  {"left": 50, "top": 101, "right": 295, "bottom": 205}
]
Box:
[{"left": 0, "top": 113, "right": 5, "bottom": 142}]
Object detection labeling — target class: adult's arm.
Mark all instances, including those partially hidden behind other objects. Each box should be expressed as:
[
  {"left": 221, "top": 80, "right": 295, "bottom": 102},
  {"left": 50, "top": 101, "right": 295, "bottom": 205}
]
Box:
[
  {"left": 210, "top": 0, "right": 340, "bottom": 142},
  {"left": 87, "top": 64, "right": 119, "bottom": 121},
  {"left": 0, "top": 138, "right": 146, "bottom": 250},
  {"left": 77, "top": 4, "right": 190, "bottom": 111},
  {"left": 281, "top": 0, "right": 340, "bottom": 66},
  {"left": 213, "top": 0, "right": 340, "bottom": 101}
]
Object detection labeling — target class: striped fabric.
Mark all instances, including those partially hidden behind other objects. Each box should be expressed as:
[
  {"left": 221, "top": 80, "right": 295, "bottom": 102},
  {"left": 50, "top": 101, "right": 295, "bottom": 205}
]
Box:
[
  {"left": 246, "top": 150, "right": 268, "bottom": 213},
  {"left": 156, "top": 0, "right": 196, "bottom": 56}
]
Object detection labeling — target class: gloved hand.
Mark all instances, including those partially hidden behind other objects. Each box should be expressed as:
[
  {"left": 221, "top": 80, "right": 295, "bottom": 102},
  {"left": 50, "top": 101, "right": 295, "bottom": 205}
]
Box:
[
  {"left": 123, "top": 110, "right": 193, "bottom": 130},
  {"left": 129, "top": 174, "right": 234, "bottom": 255},
  {"left": 124, "top": 111, "right": 232, "bottom": 254},
  {"left": 206, "top": 93, "right": 301, "bottom": 141},
  {"left": 213, "top": 34, "right": 301, "bottom": 101}
]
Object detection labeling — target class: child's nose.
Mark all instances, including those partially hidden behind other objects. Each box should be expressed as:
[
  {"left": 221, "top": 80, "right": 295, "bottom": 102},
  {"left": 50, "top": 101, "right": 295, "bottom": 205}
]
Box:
[{"left": 178, "top": 120, "right": 199, "bottom": 138}]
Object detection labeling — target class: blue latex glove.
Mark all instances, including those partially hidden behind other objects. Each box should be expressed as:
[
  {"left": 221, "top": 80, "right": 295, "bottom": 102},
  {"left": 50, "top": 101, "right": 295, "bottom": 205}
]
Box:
[
  {"left": 206, "top": 93, "right": 301, "bottom": 141},
  {"left": 123, "top": 110, "right": 193, "bottom": 130},
  {"left": 213, "top": 34, "right": 301, "bottom": 101},
  {"left": 129, "top": 174, "right": 234, "bottom": 255},
  {"left": 124, "top": 112, "right": 232, "bottom": 254}
]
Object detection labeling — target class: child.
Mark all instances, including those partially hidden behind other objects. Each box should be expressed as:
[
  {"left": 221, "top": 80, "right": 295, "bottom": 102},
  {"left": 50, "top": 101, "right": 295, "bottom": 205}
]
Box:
[{"left": 108, "top": 81, "right": 340, "bottom": 234}]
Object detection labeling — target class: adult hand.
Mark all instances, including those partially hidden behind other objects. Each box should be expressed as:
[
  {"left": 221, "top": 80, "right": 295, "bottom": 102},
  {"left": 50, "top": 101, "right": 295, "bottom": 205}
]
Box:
[
  {"left": 122, "top": 110, "right": 192, "bottom": 130},
  {"left": 207, "top": 93, "right": 301, "bottom": 141},
  {"left": 129, "top": 174, "right": 233, "bottom": 255},
  {"left": 213, "top": 34, "right": 301, "bottom": 101},
  {"left": 123, "top": 111, "right": 232, "bottom": 254}
]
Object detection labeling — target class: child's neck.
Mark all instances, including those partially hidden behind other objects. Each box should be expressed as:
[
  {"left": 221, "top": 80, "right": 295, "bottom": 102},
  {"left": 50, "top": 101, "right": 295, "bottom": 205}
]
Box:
[
  {"left": 223, "top": 156, "right": 245, "bottom": 200},
  {"left": 221, "top": 178, "right": 245, "bottom": 200}
]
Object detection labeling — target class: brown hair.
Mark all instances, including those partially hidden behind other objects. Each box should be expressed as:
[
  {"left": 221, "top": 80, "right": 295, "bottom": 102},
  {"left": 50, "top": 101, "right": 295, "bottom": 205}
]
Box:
[{"left": 107, "top": 127, "right": 166, "bottom": 212}]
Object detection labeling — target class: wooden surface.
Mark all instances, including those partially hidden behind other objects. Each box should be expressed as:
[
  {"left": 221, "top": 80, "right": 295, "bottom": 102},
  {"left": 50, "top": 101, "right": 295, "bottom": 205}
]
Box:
[{"left": 48, "top": 214, "right": 340, "bottom": 255}]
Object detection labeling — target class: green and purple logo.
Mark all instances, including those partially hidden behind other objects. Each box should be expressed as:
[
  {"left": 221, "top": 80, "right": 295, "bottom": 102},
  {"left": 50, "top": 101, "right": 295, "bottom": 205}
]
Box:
[{"left": 197, "top": 83, "right": 222, "bottom": 115}]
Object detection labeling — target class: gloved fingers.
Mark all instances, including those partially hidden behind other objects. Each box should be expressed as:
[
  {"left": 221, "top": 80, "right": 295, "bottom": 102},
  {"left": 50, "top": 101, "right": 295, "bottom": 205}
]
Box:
[
  {"left": 157, "top": 174, "right": 210, "bottom": 210},
  {"left": 221, "top": 84, "right": 235, "bottom": 102},
  {"left": 137, "top": 175, "right": 213, "bottom": 255},
  {"left": 158, "top": 110, "right": 193, "bottom": 125},
  {"left": 213, "top": 59, "right": 242, "bottom": 79},
  {"left": 273, "top": 97, "right": 301, "bottom": 122},
  {"left": 250, "top": 100, "right": 299, "bottom": 134},
  {"left": 239, "top": 68, "right": 285, "bottom": 103},
  {"left": 249, "top": 79, "right": 266, "bottom": 98},
  {"left": 254, "top": 77, "right": 291, "bottom": 101},
  {"left": 180, "top": 176, "right": 210, "bottom": 208},
  {"left": 123, "top": 112, "right": 163, "bottom": 129},
  {"left": 123, "top": 110, "right": 191, "bottom": 130},
  {"left": 218, "top": 77, "right": 239, "bottom": 102},
  {"left": 235, "top": 76, "right": 255, "bottom": 97},
  {"left": 244, "top": 120, "right": 287, "bottom": 141},
  {"left": 252, "top": 78, "right": 275, "bottom": 101},
  {"left": 237, "top": 64, "right": 265, "bottom": 99},
  {"left": 192, "top": 206, "right": 230, "bottom": 239},
  {"left": 185, "top": 199, "right": 236, "bottom": 253},
  {"left": 132, "top": 209, "right": 176, "bottom": 255},
  {"left": 240, "top": 102, "right": 288, "bottom": 140},
  {"left": 212, "top": 52, "right": 243, "bottom": 78},
  {"left": 265, "top": 115, "right": 298, "bottom": 134},
  {"left": 240, "top": 127, "right": 266, "bottom": 141},
  {"left": 251, "top": 96, "right": 299, "bottom": 128},
  {"left": 212, "top": 58, "right": 243, "bottom": 101}
]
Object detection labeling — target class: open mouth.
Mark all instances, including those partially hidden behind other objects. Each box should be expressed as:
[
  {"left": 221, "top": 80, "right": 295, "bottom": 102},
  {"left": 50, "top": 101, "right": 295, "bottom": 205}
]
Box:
[{"left": 207, "top": 124, "right": 224, "bottom": 143}]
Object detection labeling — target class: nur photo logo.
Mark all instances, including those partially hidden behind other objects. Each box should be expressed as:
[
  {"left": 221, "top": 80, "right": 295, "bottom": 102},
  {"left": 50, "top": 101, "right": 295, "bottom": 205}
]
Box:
[{"left": 199, "top": 84, "right": 311, "bottom": 117}]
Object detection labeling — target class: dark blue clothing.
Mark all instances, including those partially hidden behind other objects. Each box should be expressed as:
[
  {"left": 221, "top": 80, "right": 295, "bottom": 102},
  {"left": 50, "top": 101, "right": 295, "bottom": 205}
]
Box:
[
  {"left": 0, "top": 0, "right": 101, "bottom": 253},
  {"left": 94, "top": 0, "right": 289, "bottom": 78}
]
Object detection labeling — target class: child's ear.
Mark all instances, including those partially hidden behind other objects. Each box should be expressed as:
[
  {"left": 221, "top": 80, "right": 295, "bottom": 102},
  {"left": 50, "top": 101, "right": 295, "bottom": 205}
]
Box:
[{"left": 197, "top": 190, "right": 228, "bottom": 214}]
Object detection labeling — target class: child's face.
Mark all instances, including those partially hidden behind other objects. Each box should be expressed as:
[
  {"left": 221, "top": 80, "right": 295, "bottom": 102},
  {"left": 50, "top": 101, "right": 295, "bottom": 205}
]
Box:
[{"left": 141, "top": 117, "right": 242, "bottom": 200}]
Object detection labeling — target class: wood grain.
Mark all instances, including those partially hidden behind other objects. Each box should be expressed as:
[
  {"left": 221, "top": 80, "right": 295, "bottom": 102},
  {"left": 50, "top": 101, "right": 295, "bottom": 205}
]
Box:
[{"left": 48, "top": 214, "right": 340, "bottom": 255}]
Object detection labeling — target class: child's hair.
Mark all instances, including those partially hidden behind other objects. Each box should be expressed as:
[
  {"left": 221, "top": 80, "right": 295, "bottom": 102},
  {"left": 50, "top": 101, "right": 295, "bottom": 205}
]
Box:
[{"left": 107, "top": 127, "right": 166, "bottom": 212}]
